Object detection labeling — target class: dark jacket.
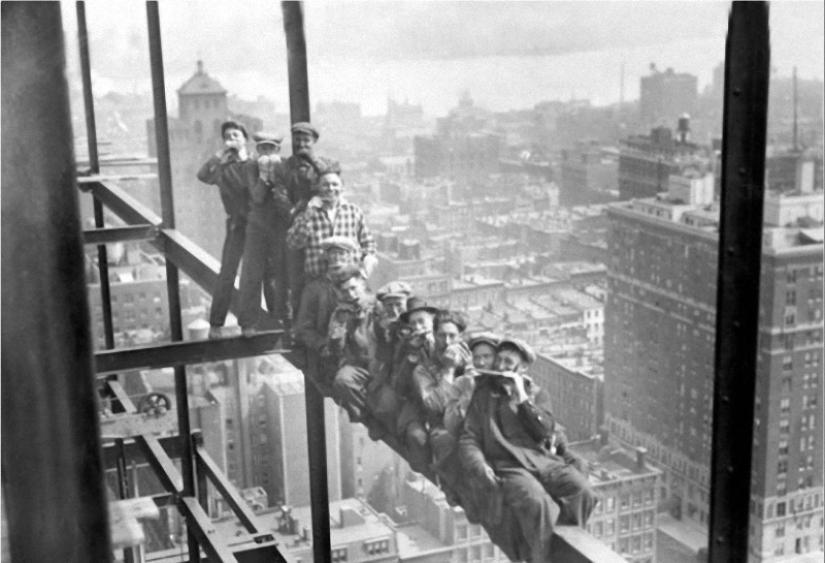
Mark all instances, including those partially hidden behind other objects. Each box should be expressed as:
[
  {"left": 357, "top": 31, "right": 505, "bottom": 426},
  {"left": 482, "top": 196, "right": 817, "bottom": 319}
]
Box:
[
  {"left": 459, "top": 375, "right": 563, "bottom": 476},
  {"left": 197, "top": 154, "right": 257, "bottom": 219},
  {"left": 294, "top": 277, "right": 339, "bottom": 353},
  {"left": 271, "top": 154, "right": 322, "bottom": 214}
]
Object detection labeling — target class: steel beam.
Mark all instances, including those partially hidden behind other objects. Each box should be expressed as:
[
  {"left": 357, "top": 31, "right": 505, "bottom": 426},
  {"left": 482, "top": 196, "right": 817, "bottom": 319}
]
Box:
[
  {"left": 101, "top": 434, "right": 184, "bottom": 470},
  {"left": 76, "top": 1, "right": 119, "bottom": 354},
  {"left": 83, "top": 224, "right": 157, "bottom": 245},
  {"left": 282, "top": 3, "right": 331, "bottom": 562},
  {"left": 82, "top": 180, "right": 251, "bottom": 320},
  {"left": 107, "top": 380, "right": 138, "bottom": 414},
  {"left": 1, "top": 3, "right": 112, "bottom": 561},
  {"left": 179, "top": 497, "right": 238, "bottom": 562},
  {"left": 195, "top": 447, "right": 262, "bottom": 534},
  {"left": 134, "top": 434, "right": 184, "bottom": 495},
  {"left": 82, "top": 180, "right": 163, "bottom": 227},
  {"left": 94, "top": 330, "right": 286, "bottom": 375},
  {"left": 708, "top": 3, "right": 770, "bottom": 563}
]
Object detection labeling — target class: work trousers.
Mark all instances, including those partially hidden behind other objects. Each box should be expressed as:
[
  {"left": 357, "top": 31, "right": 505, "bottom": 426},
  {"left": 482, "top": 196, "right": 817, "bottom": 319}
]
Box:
[
  {"left": 287, "top": 248, "right": 306, "bottom": 321},
  {"left": 395, "top": 401, "right": 430, "bottom": 473},
  {"left": 332, "top": 365, "right": 371, "bottom": 423},
  {"left": 209, "top": 215, "right": 247, "bottom": 327},
  {"left": 497, "top": 463, "right": 596, "bottom": 563},
  {"left": 238, "top": 204, "right": 288, "bottom": 329}
]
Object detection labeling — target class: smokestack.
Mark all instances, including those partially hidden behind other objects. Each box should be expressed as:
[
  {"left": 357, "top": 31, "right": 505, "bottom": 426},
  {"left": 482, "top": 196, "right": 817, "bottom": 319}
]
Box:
[{"left": 635, "top": 446, "right": 647, "bottom": 471}]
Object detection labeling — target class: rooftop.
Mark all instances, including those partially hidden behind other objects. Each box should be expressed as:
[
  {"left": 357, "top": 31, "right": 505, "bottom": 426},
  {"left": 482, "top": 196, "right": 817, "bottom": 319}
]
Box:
[{"left": 177, "top": 60, "right": 227, "bottom": 96}]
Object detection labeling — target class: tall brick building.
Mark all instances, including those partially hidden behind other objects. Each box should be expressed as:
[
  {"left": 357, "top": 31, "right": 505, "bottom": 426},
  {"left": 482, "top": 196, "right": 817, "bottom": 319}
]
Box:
[{"left": 604, "top": 186, "right": 823, "bottom": 560}]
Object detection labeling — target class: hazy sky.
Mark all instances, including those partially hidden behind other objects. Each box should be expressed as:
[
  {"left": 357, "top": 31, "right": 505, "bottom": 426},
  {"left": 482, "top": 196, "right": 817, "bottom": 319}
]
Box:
[{"left": 61, "top": 1, "right": 824, "bottom": 115}]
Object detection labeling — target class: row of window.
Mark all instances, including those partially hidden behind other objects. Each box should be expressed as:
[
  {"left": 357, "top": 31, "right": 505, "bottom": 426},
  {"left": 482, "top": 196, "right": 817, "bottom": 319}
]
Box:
[
  {"left": 786, "top": 264, "right": 825, "bottom": 284},
  {"left": 616, "top": 532, "right": 654, "bottom": 555}
]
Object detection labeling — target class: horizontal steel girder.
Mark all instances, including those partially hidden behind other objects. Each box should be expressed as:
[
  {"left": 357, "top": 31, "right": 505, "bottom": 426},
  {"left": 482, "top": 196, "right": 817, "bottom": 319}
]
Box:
[{"left": 94, "top": 331, "right": 287, "bottom": 376}]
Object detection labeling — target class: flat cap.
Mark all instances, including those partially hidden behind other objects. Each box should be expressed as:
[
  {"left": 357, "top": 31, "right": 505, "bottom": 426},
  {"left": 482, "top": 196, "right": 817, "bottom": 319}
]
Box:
[
  {"left": 399, "top": 297, "right": 439, "bottom": 324},
  {"left": 498, "top": 338, "right": 536, "bottom": 365},
  {"left": 291, "top": 121, "right": 319, "bottom": 140},
  {"left": 468, "top": 332, "right": 501, "bottom": 351},
  {"left": 320, "top": 236, "right": 359, "bottom": 254},
  {"left": 253, "top": 131, "right": 284, "bottom": 146},
  {"left": 376, "top": 281, "right": 412, "bottom": 301}
]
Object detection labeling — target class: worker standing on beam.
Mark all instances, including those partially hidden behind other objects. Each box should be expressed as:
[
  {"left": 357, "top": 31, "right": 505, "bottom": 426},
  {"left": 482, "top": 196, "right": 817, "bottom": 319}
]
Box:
[
  {"left": 237, "top": 132, "right": 290, "bottom": 336},
  {"left": 271, "top": 122, "right": 325, "bottom": 320},
  {"left": 197, "top": 120, "right": 257, "bottom": 340}
]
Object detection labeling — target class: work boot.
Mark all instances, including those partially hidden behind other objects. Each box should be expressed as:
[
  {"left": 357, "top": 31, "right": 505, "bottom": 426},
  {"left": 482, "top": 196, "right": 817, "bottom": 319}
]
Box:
[{"left": 208, "top": 326, "right": 222, "bottom": 340}]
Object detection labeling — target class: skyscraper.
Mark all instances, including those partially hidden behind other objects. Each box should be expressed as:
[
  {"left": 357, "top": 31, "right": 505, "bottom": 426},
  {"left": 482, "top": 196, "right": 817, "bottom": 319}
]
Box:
[{"left": 604, "top": 181, "right": 823, "bottom": 560}]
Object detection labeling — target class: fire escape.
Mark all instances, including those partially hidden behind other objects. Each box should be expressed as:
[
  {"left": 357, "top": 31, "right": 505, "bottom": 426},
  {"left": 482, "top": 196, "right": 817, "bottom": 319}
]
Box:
[{"left": 1, "top": 2, "right": 769, "bottom": 563}]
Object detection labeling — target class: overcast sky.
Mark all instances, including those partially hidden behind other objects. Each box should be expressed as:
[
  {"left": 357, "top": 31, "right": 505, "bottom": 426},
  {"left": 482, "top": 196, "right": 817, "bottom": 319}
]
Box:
[{"left": 61, "top": 1, "right": 824, "bottom": 113}]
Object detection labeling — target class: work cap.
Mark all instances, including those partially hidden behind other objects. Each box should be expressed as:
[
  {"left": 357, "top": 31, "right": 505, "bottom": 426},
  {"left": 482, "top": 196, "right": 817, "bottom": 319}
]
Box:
[
  {"left": 320, "top": 236, "right": 359, "bottom": 254},
  {"left": 253, "top": 131, "right": 284, "bottom": 147},
  {"left": 498, "top": 338, "right": 536, "bottom": 365},
  {"left": 399, "top": 297, "right": 439, "bottom": 324},
  {"left": 376, "top": 281, "right": 412, "bottom": 301},
  {"left": 291, "top": 121, "right": 319, "bottom": 140},
  {"left": 467, "top": 332, "right": 501, "bottom": 352}
]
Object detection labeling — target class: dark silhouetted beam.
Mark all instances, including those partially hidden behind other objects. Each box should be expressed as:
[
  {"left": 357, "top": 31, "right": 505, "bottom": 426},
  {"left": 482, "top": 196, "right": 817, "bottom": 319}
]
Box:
[
  {"left": 282, "top": 3, "right": 331, "bottom": 562},
  {"left": 179, "top": 497, "right": 238, "bottom": 562},
  {"left": 1, "top": 3, "right": 112, "bottom": 561},
  {"left": 196, "top": 447, "right": 262, "bottom": 534},
  {"left": 94, "top": 330, "right": 286, "bottom": 376},
  {"left": 83, "top": 225, "right": 157, "bottom": 245},
  {"left": 708, "top": 3, "right": 770, "bottom": 563},
  {"left": 135, "top": 434, "right": 184, "bottom": 495}
]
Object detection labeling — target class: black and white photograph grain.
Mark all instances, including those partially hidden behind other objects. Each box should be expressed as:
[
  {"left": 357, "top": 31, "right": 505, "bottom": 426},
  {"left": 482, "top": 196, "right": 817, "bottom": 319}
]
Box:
[{"left": 2, "top": 1, "right": 823, "bottom": 562}]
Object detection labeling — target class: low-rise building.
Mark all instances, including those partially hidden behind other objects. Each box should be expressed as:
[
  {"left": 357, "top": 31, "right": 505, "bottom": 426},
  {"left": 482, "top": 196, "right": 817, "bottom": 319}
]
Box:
[{"left": 571, "top": 437, "right": 662, "bottom": 563}]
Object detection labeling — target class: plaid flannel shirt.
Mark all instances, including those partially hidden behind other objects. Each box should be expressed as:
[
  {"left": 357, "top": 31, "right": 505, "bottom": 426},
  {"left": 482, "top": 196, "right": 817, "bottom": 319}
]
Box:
[{"left": 286, "top": 198, "right": 376, "bottom": 277}]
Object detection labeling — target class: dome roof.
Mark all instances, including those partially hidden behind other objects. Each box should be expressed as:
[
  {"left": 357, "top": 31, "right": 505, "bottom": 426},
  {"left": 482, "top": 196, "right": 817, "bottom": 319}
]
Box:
[{"left": 178, "top": 60, "right": 226, "bottom": 96}]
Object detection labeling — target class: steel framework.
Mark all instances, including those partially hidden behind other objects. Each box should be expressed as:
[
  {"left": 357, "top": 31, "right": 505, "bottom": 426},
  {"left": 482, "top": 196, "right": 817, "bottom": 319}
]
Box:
[{"left": 0, "top": 2, "right": 769, "bottom": 563}]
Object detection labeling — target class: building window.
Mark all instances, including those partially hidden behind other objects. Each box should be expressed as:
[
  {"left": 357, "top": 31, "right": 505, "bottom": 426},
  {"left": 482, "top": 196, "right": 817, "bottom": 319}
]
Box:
[
  {"left": 777, "top": 502, "right": 786, "bottom": 517},
  {"left": 456, "top": 524, "right": 468, "bottom": 540},
  {"left": 776, "top": 525, "right": 785, "bottom": 537},
  {"left": 620, "top": 515, "right": 629, "bottom": 533},
  {"left": 332, "top": 548, "right": 348, "bottom": 562}
]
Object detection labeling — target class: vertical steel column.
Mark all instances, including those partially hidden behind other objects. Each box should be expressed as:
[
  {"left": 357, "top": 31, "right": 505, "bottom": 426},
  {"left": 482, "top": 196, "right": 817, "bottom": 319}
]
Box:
[
  {"left": 145, "top": 2, "right": 198, "bottom": 561},
  {"left": 282, "top": 3, "right": 331, "bottom": 562},
  {"left": 1, "top": 3, "right": 112, "bottom": 562},
  {"left": 708, "top": 3, "right": 770, "bottom": 563},
  {"left": 77, "top": 2, "right": 116, "bottom": 362}
]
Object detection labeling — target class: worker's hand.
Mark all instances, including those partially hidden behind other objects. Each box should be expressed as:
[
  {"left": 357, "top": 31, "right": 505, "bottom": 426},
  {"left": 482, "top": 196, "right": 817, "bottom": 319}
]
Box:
[
  {"left": 500, "top": 371, "right": 529, "bottom": 403},
  {"left": 442, "top": 342, "right": 471, "bottom": 369},
  {"left": 362, "top": 254, "right": 378, "bottom": 278}
]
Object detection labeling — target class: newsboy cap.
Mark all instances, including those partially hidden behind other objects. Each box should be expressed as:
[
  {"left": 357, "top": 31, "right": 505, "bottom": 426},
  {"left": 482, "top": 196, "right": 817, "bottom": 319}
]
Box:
[
  {"left": 399, "top": 297, "right": 439, "bottom": 324},
  {"left": 497, "top": 338, "right": 536, "bottom": 365},
  {"left": 376, "top": 281, "right": 412, "bottom": 301},
  {"left": 291, "top": 121, "right": 319, "bottom": 140},
  {"left": 468, "top": 332, "right": 501, "bottom": 352},
  {"left": 253, "top": 131, "right": 284, "bottom": 146},
  {"left": 320, "top": 236, "right": 359, "bottom": 254}
]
